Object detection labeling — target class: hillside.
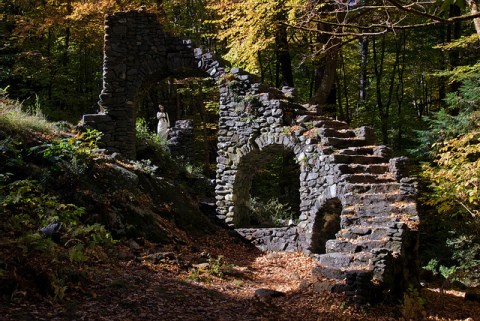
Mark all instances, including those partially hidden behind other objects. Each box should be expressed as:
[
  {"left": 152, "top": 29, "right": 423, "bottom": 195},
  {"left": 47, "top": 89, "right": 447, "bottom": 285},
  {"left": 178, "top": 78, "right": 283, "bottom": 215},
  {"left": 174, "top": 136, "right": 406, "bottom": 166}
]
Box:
[{"left": 1, "top": 100, "right": 479, "bottom": 320}]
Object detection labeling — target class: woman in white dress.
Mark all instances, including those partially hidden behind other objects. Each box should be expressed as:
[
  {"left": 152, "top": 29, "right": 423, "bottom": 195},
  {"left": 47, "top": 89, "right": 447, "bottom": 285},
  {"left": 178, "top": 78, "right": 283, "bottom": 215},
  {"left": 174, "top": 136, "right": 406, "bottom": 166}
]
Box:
[{"left": 156, "top": 104, "right": 170, "bottom": 141}]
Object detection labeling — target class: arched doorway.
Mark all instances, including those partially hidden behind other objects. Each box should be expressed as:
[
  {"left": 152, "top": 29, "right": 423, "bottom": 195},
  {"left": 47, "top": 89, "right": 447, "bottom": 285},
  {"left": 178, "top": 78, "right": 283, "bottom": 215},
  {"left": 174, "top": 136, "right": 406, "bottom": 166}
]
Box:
[
  {"left": 135, "top": 76, "right": 219, "bottom": 176},
  {"left": 233, "top": 144, "right": 301, "bottom": 228}
]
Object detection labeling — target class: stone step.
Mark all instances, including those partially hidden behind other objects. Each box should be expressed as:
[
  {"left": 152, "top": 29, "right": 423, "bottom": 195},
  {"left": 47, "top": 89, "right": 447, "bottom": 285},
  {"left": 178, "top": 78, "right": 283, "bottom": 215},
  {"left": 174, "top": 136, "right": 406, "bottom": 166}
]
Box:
[
  {"left": 312, "top": 265, "right": 374, "bottom": 281},
  {"left": 323, "top": 137, "right": 371, "bottom": 148},
  {"left": 336, "top": 163, "right": 391, "bottom": 176},
  {"left": 337, "top": 147, "right": 375, "bottom": 156},
  {"left": 325, "top": 239, "right": 388, "bottom": 254},
  {"left": 341, "top": 174, "right": 396, "bottom": 184},
  {"left": 337, "top": 226, "right": 390, "bottom": 240},
  {"left": 342, "top": 182, "right": 401, "bottom": 194},
  {"left": 318, "top": 127, "right": 356, "bottom": 139},
  {"left": 311, "top": 266, "right": 375, "bottom": 303},
  {"left": 340, "top": 215, "right": 403, "bottom": 228},
  {"left": 332, "top": 154, "right": 387, "bottom": 165},
  {"left": 341, "top": 202, "right": 417, "bottom": 219},
  {"left": 312, "top": 117, "right": 350, "bottom": 130},
  {"left": 313, "top": 251, "right": 374, "bottom": 269},
  {"left": 343, "top": 192, "right": 414, "bottom": 205},
  {"left": 357, "top": 202, "right": 417, "bottom": 216}
]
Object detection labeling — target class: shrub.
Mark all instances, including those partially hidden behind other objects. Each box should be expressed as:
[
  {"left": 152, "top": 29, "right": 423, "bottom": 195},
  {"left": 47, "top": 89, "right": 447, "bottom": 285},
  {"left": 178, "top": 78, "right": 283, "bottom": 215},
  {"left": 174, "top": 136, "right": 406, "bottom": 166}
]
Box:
[
  {"left": 0, "top": 179, "right": 115, "bottom": 263},
  {"left": 248, "top": 197, "right": 295, "bottom": 227},
  {"left": 0, "top": 95, "right": 57, "bottom": 134},
  {"left": 30, "top": 128, "right": 102, "bottom": 176}
]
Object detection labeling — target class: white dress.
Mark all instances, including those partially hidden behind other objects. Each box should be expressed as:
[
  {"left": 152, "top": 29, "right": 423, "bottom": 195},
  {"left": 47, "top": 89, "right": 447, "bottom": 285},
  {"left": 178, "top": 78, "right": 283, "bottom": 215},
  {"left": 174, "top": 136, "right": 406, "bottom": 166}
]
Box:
[{"left": 156, "top": 111, "right": 170, "bottom": 141}]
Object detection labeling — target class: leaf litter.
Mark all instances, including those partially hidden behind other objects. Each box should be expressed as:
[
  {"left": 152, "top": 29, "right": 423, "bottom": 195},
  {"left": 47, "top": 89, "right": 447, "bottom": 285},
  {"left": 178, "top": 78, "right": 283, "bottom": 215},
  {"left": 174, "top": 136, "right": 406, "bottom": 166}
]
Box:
[{"left": 0, "top": 229, "right": 479, "bottom": 321}]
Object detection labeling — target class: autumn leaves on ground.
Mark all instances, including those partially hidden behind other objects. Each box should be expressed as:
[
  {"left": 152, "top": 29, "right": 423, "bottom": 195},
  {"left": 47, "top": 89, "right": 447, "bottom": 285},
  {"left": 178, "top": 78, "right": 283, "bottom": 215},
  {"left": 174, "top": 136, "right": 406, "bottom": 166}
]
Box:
[
  {"left": 0, "top": 228, "right": 478, "bottom": 321},
  {"left": 0, "top": 102, "right": 478, "bottom": 321}
]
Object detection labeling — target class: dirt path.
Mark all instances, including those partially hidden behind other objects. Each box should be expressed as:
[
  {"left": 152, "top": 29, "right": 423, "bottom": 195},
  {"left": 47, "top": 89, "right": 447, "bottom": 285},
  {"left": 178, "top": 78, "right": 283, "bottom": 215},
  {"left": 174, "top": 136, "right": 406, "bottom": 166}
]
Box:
[{"left": 1, "top": 230, "right": 478, "bottom": 320}]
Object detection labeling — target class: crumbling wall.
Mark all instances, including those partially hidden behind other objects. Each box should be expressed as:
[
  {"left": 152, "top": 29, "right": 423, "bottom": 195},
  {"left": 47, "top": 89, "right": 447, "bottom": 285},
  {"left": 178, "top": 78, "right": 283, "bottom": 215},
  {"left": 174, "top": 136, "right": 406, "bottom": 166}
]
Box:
[
  {"left": 82, "top": 10, "right": 222, "bottom": 158},
  {"left": 84, "top": 10, "right": 420, "bottom": 302}
]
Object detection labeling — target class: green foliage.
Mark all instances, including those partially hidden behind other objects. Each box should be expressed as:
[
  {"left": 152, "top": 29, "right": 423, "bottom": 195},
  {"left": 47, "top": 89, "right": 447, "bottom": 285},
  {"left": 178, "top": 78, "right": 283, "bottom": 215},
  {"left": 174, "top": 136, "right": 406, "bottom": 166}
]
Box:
[
  {"left": 40, "top": 129, "right": 101, "bottom": 161},
  {"left": 421, "top": 130, "right": 479, "bottom": 217},
  {"left": 0, "top": 179, "right": 115, "bottom": 264},
  {"left": 438, "top": 264, "right": 458, "bottom": 280},
  {"left": 175, "top": 155, "right": 204, "bottom": 177},
  {"left": 1, "top": 180, "right": 82, "bottom": 229},
  {"left": 419, "top": 131, "right": 480, "bottom": 281},
  {"left": 187, "top": 255, "right": 233, "bottom": 282},
  {"left": 30, "top": 128, "right": 102, "bottom": 175},
  {"left": 51, "top": 278, "right": 68, "bottom": 301},
  {"left": 130, "top": 159, "right": 159, "bottom": 175},
  {"left": 417, "top": 74, "right": 480, "bottom": 285},
  {"left": 248, "top": 197, "right": 295, "bottom": 227},
  {"left": 436, "top": 0, "right": 467, "bottom": 12},
  {"left": 136, "top": 118, "right": 166, "bottom": 147},
  {"left": 0, "top": 137, "right": 25, "bottom": 183},
  {"left": 413, "top": 76, "right": 480, "bottom": 157},
  {"left": 401, "top": 285, "right": 427, "bottom": 320},
  {"left": 0, "top": 98, "right": 57, "bottom": 134},
  {"left": 161, "top": 0, "right": 216, "bottom": 45},
  {"left": 135, "top": 117, "right": 181, "bottom": 178},
  {"left": 207, "top": 255, "right": 233, "bottom": 278},
  {"left": 186, "top": 267, "right": 203, "bottom": 282}
]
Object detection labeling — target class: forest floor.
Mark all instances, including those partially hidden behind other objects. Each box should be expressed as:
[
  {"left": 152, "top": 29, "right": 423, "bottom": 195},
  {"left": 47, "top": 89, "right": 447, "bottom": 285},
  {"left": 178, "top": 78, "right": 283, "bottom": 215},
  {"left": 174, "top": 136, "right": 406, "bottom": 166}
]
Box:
[{"left": 0, "top": 229, "right": 478, "bottom": 321}]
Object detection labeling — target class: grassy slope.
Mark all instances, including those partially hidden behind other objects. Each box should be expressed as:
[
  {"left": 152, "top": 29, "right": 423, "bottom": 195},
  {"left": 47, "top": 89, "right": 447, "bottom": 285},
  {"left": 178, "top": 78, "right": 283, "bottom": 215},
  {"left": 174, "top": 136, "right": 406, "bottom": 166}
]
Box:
[{"left": 0, "top": 98, "right": 214, "bottom": 300}]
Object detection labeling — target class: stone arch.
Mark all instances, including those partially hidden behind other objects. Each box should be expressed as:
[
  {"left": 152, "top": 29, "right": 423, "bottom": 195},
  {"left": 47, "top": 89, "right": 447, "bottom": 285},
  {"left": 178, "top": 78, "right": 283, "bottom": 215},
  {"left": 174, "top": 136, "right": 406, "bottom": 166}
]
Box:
[
  {"left": 82, "top": 10, "right": 224, "bottom": 158},
  {"left": 232, "top": 138, "right": 302, "bottom": 228},
  {"left": 82, "top": 10, "right": 421, "bottom": 301}
]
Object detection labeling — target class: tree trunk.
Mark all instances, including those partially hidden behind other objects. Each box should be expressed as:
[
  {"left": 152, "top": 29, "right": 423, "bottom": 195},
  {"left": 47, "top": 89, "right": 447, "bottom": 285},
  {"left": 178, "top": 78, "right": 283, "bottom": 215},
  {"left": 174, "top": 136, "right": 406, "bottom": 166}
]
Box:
[
  {"left": 372, "top": 35, "right": 399, "bottom": 145},
  {"left": 395, "top": 32, "right": 406, "bottom": 152},
  {"left": 275, "top": 22, "right": 294, "bottom": 88},
  {"left": 448, "top": 5, "right": 462, "bottom": 71},
  {"left": 340, "top": 49, "right": 350, "bottom": 124},
  {"left": 466, "top": 0, "right": 480, "bottom": 40},
  {"left": 310, "top": 23, "right": 340, "bottom": 116},
  {"left": 275, "top": 8, "right": 294, "bottom": 87},
  {"left": 359, "top": 36, "right": 368, "bottom": 103}
]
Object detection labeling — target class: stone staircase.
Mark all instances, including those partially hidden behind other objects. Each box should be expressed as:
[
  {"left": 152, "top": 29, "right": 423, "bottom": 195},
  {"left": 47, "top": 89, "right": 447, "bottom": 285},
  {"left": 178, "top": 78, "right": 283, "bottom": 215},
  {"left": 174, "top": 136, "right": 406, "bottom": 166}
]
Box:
[
  {"left": 213, "top": 65, "right": 419, "bottom": 302},
  {"left": 297, "top": 115, "right": 419, "bottom": 303}
]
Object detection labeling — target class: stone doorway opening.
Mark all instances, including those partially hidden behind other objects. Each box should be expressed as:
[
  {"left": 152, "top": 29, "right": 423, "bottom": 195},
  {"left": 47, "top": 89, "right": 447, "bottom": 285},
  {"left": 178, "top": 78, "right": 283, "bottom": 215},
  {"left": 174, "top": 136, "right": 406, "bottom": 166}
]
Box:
[
  {"left": 135, "top": 76, "right": 219, "bottom": 178},
  {"left": 233, "top": 145, "right": 300, "bottom": 228},
  {"left": 310, "top": 198, "right": 342, "bottom": 254}
]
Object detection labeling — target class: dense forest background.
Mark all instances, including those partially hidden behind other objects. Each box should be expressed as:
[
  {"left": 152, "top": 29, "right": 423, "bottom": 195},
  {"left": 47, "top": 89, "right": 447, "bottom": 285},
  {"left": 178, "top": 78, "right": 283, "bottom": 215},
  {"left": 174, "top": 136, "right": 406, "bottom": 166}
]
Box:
[{"left": 1, "top": 0, "right": 479, "bottom": 287}]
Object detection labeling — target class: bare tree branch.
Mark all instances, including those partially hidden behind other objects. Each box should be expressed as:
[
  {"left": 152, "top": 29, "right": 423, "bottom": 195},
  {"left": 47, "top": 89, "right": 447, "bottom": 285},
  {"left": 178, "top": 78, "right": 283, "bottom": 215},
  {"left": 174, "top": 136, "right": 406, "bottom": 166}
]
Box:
[{"left": 387, "top": 0, "right": 447, "bottom": 22}]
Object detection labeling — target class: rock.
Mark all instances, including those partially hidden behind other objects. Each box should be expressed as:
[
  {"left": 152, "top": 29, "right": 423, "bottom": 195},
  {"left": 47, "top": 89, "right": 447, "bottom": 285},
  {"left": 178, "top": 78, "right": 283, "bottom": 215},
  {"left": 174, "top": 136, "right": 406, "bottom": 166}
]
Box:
[
  {"left": 192, "top": 263, "right": 210, "bottom": 269},
  {"left": 313, "top": 281, "right": 334, "bottom": 293},
  {"left": 128, "top": 239, "right": 142, "bottom": 251},
  {"left": 39, "top": 222, "right": 63, "bottom": 244},
  {"left": 140, "top": 252, "right": 176, "bottom": 264},
  {"left": 298, "top": 279, "right": 311, "bottom": 290},
  {"left": 254, "top": 288, "right": 285, "bottom": 298},
  {"left": 465, "top": 288, "right": 480, "bottom": 302}
]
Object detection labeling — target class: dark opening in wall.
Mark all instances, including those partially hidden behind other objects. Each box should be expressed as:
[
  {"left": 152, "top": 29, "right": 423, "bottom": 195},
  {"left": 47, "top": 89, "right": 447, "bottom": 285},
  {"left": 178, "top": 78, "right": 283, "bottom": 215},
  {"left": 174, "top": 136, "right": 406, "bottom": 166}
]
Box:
[
  {"left": 310, "top": 198, "right": 342, "bottom": 254},
  {"left": 233, "top": 145, "right": 300, "bottom": 228}
]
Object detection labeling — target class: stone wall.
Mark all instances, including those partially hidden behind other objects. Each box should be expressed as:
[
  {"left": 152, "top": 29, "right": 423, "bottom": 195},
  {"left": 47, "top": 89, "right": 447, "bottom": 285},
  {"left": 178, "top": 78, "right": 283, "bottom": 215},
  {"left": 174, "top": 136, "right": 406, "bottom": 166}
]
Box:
[
  {"left": 214, "top": 67, "right": 420, "bottom": 301},
  {"left": 235, "top": 227, "right": 299, "bottom": 252},
  {"left": 81, "top": 10, "right": 223, "bottom": 158},
  {"left": 167, "top": 119, "right": 195, "bottom": 163},
  {"left": 83, "top": 10, "right": 420, "bottom": 302}
]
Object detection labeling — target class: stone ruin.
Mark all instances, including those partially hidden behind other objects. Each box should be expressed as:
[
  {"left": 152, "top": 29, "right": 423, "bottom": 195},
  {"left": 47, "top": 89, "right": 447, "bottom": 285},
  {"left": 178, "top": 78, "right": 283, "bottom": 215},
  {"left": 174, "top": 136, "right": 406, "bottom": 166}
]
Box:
[{"left": 83, "top": 10, "right": 420, "bottom": 302}]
